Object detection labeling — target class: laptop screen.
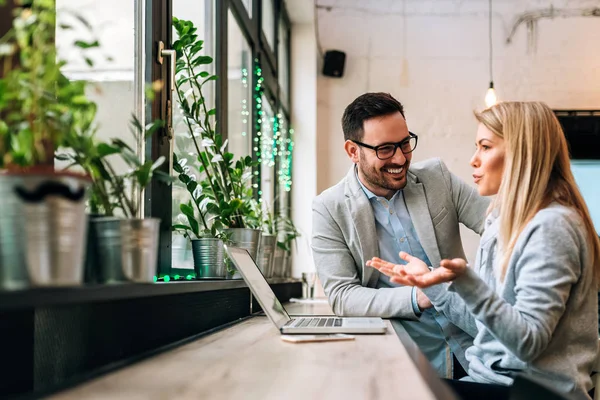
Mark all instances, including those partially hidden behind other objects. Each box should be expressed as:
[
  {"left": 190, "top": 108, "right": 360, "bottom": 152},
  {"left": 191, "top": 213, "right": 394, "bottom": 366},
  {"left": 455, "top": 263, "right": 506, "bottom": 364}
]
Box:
[{"left": 224, "top": 245, "right": 291, "bottom": 329}]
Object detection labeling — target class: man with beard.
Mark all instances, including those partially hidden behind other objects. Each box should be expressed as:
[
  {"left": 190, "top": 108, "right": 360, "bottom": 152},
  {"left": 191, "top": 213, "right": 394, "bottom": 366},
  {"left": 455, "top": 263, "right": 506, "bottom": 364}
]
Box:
[{"left": 311, "top": 92, "right": 489, "bottom": 378}]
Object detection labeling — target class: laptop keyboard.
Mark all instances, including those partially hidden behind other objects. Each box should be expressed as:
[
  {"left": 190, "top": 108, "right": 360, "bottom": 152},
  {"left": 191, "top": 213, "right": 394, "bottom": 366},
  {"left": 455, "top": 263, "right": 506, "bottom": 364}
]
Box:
[{"left": 294, "top": 317, "right": 343, "bottom": 328}]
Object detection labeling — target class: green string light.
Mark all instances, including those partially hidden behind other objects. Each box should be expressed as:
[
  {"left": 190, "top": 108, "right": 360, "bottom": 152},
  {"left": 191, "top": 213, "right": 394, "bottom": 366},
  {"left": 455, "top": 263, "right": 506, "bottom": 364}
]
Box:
[
  {"left": 254, "top": 59, "right": 264, "bottom": 201},
  {"left": 252, "top": 59, "right": 294, "bottom": 201}
]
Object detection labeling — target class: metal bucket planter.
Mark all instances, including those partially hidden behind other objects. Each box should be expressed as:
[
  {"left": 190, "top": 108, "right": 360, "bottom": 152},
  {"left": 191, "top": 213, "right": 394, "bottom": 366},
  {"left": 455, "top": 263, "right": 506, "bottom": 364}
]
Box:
[
  {"left": 84, "top": 213, "right": 106, "bottom": 283},
  {"left": 121, "top": 218, "right": 160, "bottom": 283},
  {"left": 191, "top": 238, "right": 225, "bottom": 278},
  {"left": 282, "top": 251, "right": 291, "bottom": 277},
  {"left": 90, "top": 217, "right": 126, "bottom": 283},
  {"left": 272, "top": 246, "right": 285, "bottom": 278},
  {"left": 257, "top": 234, "right": 276, "bottom": 278},
  {"left": 224, "top": 228, "right": 262, "bottom": 279},
  {"left": 0, "top": 171, "right": 89, "bottom": 288}
]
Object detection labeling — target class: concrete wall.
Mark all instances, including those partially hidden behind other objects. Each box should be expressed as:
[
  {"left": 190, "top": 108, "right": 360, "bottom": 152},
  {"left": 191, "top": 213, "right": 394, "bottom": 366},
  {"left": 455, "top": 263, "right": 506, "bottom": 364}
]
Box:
[{"left": 314, "top": 0, "right": 600, "bottom": 263}]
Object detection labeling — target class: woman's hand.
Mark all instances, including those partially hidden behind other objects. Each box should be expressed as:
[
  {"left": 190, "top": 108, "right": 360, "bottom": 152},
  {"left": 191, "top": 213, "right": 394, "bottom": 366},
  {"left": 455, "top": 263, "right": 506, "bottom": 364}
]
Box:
[{"left": 367, "top": 254, "right": 469, "bottom": 288}]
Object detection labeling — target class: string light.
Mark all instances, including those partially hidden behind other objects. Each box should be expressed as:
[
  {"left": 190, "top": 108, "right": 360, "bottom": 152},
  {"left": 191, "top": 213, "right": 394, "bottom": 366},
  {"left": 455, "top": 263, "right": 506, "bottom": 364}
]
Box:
[
  {"left": 251, "top": 59, "right": 295, "bottom": 202},
  {"left": 253, "top": 59, "right": 264, "bottom": 199},
  {"left": 241, "top": 67, "right": 249, "bottom": 136}
]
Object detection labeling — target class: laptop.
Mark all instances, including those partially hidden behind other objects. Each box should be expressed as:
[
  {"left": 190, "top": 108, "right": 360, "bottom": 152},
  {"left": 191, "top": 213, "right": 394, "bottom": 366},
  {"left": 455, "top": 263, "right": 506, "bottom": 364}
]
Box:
[{"left": 225, "top": 245, "right": 387, "bottom": 334}]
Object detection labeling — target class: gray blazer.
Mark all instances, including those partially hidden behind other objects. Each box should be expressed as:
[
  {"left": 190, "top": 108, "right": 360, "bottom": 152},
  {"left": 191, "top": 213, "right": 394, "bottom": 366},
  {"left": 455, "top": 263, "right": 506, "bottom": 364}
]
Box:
[{"left": 311, "top": 158, "right": 490, "bottom": 319}]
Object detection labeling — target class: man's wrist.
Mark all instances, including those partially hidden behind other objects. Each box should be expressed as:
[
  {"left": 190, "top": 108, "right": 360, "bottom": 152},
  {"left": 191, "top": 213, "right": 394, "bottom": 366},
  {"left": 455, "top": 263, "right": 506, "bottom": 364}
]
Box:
[{"left": 411, "top": 287, "right": 422, "bottom": 316}]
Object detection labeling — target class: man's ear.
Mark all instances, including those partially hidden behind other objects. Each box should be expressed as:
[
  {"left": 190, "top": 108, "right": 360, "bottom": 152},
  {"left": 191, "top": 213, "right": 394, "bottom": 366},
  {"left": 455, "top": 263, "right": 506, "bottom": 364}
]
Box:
[{"left": 344, "top": 140, "right": 360, "bottom": 164}]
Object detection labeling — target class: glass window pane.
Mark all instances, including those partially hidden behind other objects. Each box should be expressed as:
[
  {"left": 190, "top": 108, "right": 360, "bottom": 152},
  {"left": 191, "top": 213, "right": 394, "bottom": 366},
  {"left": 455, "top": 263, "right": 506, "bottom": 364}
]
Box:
[
  {"left": 261, "top": 0, "right": 275, "bottom": 49},
  {"left": 259, "top": 95, "right": 275, "bottom": 210},
  {"left": 278, "top": 20, "right": 289, "bottom": 107},
  {"left": 56, "top": 0, "right": 142, "bottom": 217},
  {"left": 242, "top": 0, "right": 252, "bottom": 18},
  {"left": 227, "top": 10, "right": 253, "bottom": 160},
  {"left": 171, "top": 0, "right": 215, "bottom": 270}
]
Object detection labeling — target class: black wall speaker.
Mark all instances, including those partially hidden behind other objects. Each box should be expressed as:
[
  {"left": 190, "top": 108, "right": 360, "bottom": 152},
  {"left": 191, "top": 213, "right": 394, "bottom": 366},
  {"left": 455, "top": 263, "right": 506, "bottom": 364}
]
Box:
[{"left": 322, "top": 50, "right": 346, "bottom": 78}]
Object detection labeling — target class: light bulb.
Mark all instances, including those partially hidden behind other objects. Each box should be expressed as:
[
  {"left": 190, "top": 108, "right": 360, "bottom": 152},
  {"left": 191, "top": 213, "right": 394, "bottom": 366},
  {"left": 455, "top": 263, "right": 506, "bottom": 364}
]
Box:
[{"left": 485, "top": 82, "right": 497, "bottom": 107}]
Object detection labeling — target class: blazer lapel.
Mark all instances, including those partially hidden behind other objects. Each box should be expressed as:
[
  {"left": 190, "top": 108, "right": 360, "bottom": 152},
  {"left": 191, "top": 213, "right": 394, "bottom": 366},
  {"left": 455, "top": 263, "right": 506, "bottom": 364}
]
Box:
[
  {"left": 344, "top": 167, "right": 380, "bottom": 286},
  {"left": 403, "top": 175, "right": 442, "bottom": 267}
]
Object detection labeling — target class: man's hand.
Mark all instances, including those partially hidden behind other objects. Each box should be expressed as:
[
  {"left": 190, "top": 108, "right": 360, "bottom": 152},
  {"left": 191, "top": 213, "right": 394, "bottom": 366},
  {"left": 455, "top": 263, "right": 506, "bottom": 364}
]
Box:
[
  {"left": 416, "top": 289, "right": 432, "bottom": 310},
  {"left": 367, "top": 254, "right": 469, "bottom": 288},
  {"left": 366, "top": 251, "right": 430, "bottom": 278}
]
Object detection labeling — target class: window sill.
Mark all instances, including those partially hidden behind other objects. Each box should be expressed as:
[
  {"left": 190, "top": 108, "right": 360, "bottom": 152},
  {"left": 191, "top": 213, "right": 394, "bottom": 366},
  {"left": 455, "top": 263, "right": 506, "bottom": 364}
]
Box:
[{"left": 0, "top": 277, "right": 301, "bottom": 312}]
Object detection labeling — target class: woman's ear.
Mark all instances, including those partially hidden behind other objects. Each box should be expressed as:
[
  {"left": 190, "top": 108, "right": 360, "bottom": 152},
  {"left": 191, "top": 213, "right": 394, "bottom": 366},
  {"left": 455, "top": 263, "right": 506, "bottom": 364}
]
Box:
[{"left": 344, "top": 140, "right": 360, "bottom": 164}]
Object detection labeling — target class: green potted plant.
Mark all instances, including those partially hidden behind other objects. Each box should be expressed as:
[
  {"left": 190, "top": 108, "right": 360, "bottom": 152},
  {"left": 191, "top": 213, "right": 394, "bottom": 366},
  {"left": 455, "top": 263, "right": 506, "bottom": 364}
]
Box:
[
  {"left": 172, "top": 153, "right": 230, "bottom": 278},
  {"left": 0, "top": 0, "right": 99, "bottom": 288},
  {"left": 171, "top": 17, "right": 260, "bottom": 278},
  {"left": 60, "top": 113, "right": 169, "bottom": 283}
]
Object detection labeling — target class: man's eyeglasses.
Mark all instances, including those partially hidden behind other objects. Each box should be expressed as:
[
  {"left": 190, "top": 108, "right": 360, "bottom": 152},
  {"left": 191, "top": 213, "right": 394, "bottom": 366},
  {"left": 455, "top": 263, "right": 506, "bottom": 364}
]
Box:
[{"left": 351, "top": 132, "right": 418, "bottom": 160}]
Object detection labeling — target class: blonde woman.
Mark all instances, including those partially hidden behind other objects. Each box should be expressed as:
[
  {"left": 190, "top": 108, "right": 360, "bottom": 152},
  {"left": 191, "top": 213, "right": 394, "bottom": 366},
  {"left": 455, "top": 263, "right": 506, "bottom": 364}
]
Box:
[{"left": 368, "top": 102, "right": 600, "bottom": 399}]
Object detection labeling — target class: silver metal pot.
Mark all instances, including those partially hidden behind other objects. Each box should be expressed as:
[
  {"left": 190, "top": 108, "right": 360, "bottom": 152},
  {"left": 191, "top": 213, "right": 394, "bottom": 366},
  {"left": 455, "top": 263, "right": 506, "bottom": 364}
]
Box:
[
  {"left": 224, "top": 228, "right": 262, "bottom": 279},
  {"left": 121, "top": 218, "right": 160, "bottom": 283},
  {"left": 257, "top": 233, "right": 276, "bottom": 278},
  {"left": 191, "top": 238, "right": 225, "bottom": 278},
  {"left": 91, "top": 217, "right": 126, "bottom": 283},
  {"left": 272, "top": 246, "right": 285, "bottom": 278},
  {"left": 0, "top": 171, "right": 89, "bottom": 288}
]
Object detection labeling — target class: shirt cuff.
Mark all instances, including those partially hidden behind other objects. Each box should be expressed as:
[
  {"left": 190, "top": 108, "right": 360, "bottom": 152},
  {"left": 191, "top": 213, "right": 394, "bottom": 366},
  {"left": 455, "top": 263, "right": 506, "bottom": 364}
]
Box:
[{"left": 411, "top": 286, "right": 422, "bottom": 316}]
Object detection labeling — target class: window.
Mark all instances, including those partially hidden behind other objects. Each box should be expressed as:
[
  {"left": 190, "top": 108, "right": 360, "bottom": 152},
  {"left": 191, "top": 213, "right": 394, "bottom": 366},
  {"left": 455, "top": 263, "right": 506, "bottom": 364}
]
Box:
[
  {"left": 261, "top": 0, "right": 275, "bottom": 50},
  {"left": 278, "top": 17, "right": 290, "bottom": 108},
  {"left": 259, "top": 94, "right": 276, "bottom": 210},
  {"left": 56, "top": 0, "right": 140, "bottom": 196},
  {"left": 227, "top": 10, "right": 253, "bottom": 160},
  {"left": 276, "top": 110, "right": 292, "bottom": 216},
  {"left": 150, "top": 0, "right": 293, "bottom": 276},
  {"left": 242, "top": 0, "right": 252, "bottom": 18}
]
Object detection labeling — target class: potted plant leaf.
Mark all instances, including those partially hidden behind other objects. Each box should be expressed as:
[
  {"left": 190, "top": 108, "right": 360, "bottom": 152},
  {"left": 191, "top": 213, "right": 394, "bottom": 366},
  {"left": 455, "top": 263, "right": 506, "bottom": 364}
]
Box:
[
  {"left": 0, "top": 0, "right": 99, "bottom": 288},
  {"left": 171, "top": 17, "right": 260, "bottom": 278}
]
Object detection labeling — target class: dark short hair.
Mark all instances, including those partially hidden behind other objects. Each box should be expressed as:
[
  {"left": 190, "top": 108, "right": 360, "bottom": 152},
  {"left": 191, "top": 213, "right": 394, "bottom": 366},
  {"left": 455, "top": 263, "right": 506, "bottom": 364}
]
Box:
[{"left": 341, "top": 92, "right": 405, "bottom": 141}]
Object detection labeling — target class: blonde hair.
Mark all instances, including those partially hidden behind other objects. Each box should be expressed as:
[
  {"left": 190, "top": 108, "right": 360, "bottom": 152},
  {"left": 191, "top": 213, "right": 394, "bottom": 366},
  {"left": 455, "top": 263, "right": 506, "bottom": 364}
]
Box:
[{"left": 475, "top": 101, "right": 600, "bottom": 284}]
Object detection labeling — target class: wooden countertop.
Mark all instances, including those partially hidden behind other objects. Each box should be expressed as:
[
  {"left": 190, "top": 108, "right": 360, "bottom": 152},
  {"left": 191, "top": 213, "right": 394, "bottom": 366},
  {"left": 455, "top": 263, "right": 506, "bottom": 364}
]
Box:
[{"left": 51, "top": 300, "right": 455, "bottom": 400}]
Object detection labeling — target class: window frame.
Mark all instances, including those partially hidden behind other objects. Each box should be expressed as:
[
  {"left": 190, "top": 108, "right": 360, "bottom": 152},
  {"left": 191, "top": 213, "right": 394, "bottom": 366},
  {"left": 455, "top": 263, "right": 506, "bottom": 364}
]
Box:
[{"left": 149, "top": 0, "right": 293, "bottom": 276}]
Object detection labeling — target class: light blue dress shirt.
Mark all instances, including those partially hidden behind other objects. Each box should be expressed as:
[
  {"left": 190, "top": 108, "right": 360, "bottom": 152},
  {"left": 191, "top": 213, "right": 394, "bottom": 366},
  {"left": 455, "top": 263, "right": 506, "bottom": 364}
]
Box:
[{"left": 356, "top": 171, "right": 455, "bottom": 378}]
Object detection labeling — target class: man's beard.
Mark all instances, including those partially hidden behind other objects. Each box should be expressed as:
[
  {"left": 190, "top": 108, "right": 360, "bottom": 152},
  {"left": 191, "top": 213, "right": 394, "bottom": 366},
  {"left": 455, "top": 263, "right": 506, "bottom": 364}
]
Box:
[{"left": 358, "top": 152, "right": 409, "bottom": 192}]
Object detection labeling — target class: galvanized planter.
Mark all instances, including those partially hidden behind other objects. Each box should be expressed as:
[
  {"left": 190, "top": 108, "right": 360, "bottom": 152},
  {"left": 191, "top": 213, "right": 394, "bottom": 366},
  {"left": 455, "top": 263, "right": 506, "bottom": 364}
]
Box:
[
  {"left": 191, "top": 238, "right": 225, "bottom": 278},
  {"left": 257, "top": 233, "right": 276, "bottom": 278},
  {"left": 90, "top": 217, "right": 126, "bottom": 283},
  {"left": 121, "top": 218, "right": 160, "bottom": 283},
  {"left": 282, "top": 251, "right": 291, "bottom": 277},
  {"left": 0, "top": 171, "right": 89, "bottom": 289},
  {"left": 272, "top": 246, "right": 285, "bottom": 278},
  {"left": 86, "top": 217, "right": 160, "bottom": 284},
  {"left": 224, "top": 228, "right": 262, "bottom": 279}
]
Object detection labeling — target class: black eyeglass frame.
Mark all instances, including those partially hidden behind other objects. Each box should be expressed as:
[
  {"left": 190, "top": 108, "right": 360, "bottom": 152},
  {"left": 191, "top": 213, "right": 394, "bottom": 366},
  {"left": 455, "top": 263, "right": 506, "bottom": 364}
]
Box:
[{"left": 351, "top": 132, "right": 419, "bottom": 160}]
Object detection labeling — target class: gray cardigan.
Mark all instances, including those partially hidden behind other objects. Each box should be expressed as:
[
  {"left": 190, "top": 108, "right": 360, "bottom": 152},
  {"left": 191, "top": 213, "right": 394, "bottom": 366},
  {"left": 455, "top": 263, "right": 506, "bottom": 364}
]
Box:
[{"left": 425, "top": 203, "right": 598, "bottom": 399}]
